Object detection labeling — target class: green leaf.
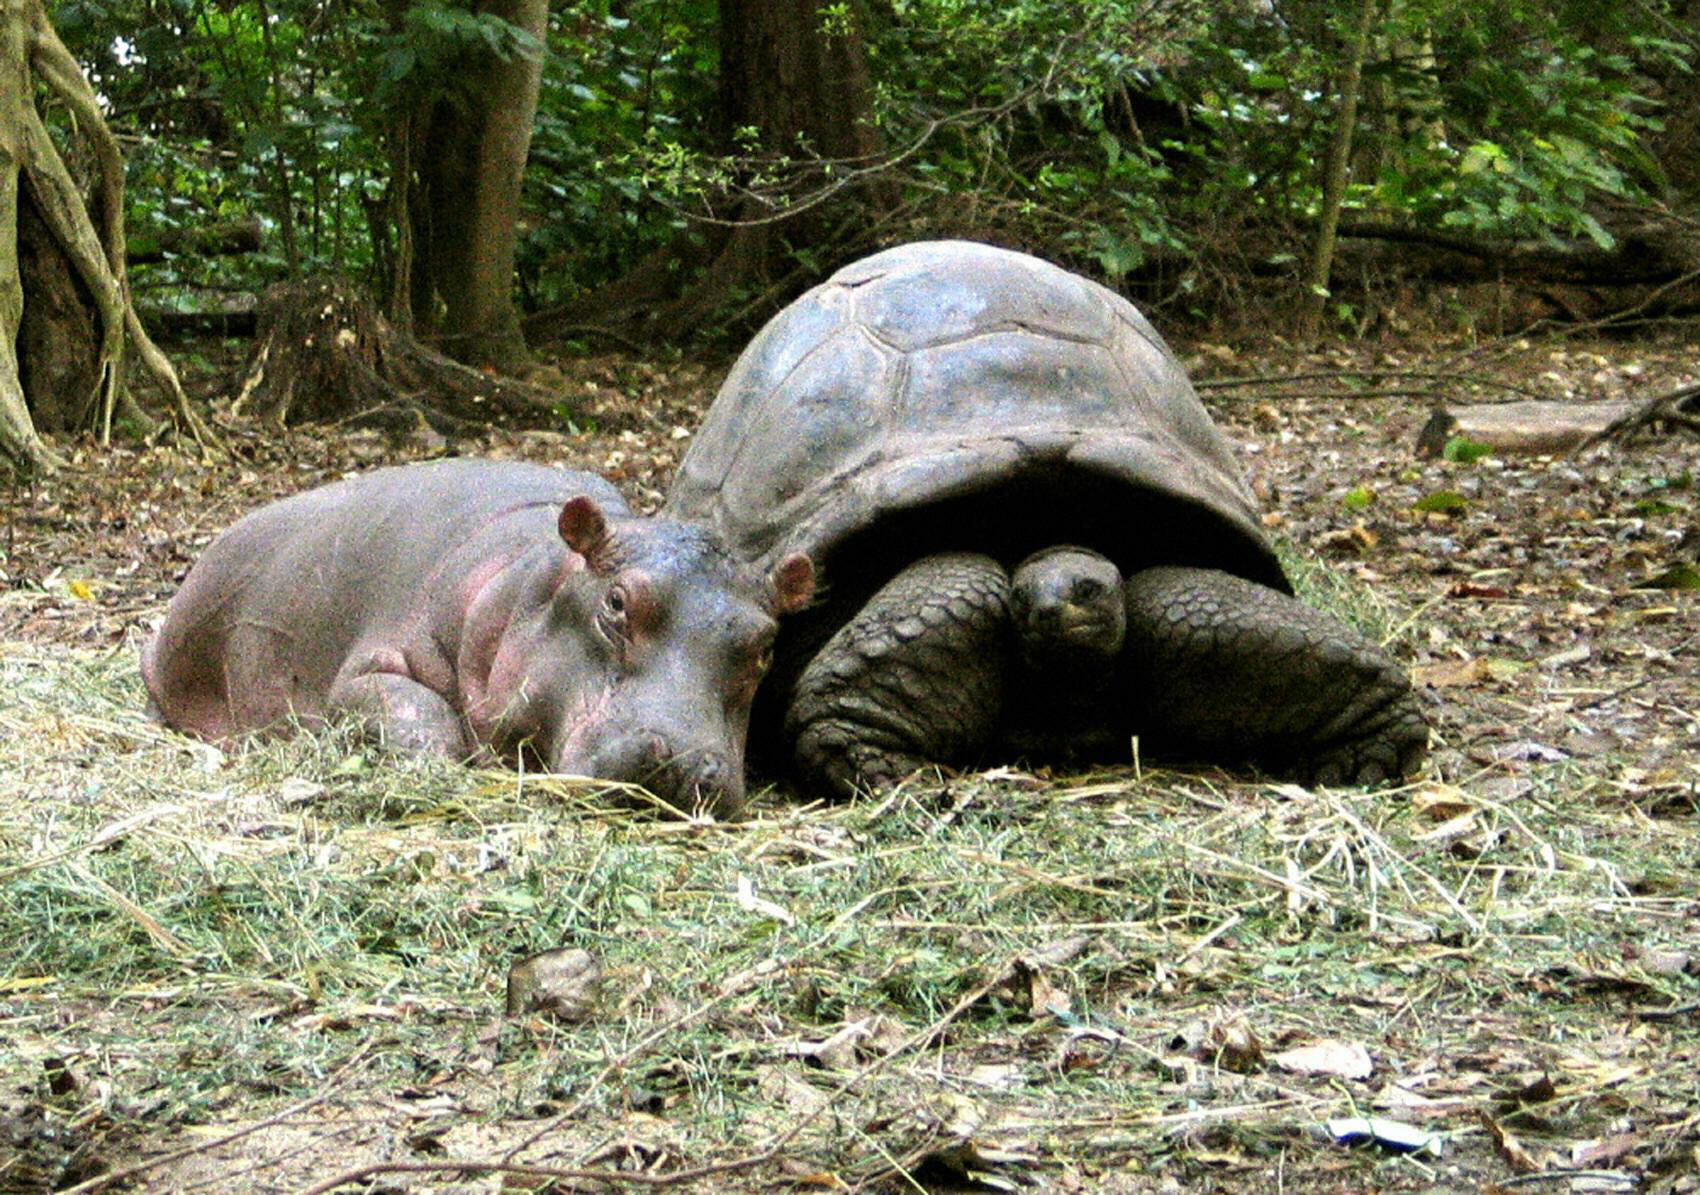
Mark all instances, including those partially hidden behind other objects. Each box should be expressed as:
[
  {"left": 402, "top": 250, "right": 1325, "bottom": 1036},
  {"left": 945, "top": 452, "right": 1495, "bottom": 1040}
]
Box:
[
  {"left": 1576, "top": 212, "right": 1616, "bottom": 251},
  {"left": 332, "top": 754, "right": 370, "bottom": 776},
  {"left": 1342, "top": 487, "right": 1374, "bottom": 509},
  {"left": 1636, "top": 563, "right": 1700, "bottom": 591},
  {"left": 1413, "top": 491, "right": 1469, "bottom": 514},
  {"left": 380, "top": 46, "right": 415, "bottom": 82},
  {"left": 1459, "top": 142, "right": 1505, "bottom": 175},
  {"left": 1443, "top": 437, "right": 1493, "bottom": 463},
  {"left": 1630, "top": 499, "right": 1683, "bottom": 517}
]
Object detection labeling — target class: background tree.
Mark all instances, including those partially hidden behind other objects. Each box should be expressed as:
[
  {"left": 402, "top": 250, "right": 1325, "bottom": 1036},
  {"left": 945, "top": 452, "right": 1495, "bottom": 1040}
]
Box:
[
  {"left": 0, "top": 0, "right": 203, "bottom": 471},
  {"left": 1299, "top": 0, "right": 1377, "bottom": 340},
  {"left": 389, "top": 0, "right": 547, "bottom": 368},
  {"left": 539, "top": 0, "right": 887, "bottom": 342},
  {"left": 5, "top": 0, "right": 1690, "bottom": 465}
]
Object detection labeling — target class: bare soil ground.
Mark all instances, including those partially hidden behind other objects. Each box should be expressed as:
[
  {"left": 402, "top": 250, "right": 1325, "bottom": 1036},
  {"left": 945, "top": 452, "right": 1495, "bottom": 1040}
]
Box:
[{"left": 2, "top": 331, "right": 1696, "bottom": 1194}]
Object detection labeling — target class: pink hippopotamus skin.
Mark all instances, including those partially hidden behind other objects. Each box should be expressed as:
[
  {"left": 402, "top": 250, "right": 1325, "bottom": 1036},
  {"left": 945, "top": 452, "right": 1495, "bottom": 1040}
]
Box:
[{"left": 142, "top": 458, "right": 814, "bottom": 816}]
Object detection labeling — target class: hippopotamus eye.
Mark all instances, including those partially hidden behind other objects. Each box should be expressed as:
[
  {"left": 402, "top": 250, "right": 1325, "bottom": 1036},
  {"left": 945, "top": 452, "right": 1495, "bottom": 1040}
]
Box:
[
  {"left": 598, "top": 586, "right": 630, "bottom": 641},
  {"left": 752, "top": 633, "right": 775, "bottom": 675}
]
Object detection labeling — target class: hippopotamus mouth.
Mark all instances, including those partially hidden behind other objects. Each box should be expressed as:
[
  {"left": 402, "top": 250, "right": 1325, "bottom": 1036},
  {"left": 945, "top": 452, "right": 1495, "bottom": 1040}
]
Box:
[
  {"left": 608, "top": 733, "right": 740, "bottom": 817},
  {"left": 552, "top": 720, "right": 745, "bottom": 819}
]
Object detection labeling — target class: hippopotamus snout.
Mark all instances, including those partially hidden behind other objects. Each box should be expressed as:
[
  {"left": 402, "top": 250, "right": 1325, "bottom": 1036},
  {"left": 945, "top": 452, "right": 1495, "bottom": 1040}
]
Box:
[{"left": 570, "top": 729, "right": 745, "bottom": 819}]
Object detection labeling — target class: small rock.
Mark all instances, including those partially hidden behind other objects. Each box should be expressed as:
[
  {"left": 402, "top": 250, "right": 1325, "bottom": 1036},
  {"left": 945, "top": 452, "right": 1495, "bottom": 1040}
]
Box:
[{"left": 505, "top": 947, "right": 601, "bottom": 1020}]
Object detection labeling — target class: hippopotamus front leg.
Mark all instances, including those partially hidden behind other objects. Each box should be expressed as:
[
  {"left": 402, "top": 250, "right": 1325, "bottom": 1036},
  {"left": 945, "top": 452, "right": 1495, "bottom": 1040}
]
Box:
[{"left": 328, "top": 647, "right": 481, "bottom": 760}]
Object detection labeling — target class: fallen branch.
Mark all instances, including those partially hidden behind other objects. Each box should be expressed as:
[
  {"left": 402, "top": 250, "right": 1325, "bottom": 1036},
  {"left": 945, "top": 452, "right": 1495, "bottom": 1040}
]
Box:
[
  {"left": 1580, "top": 380, "right": 1700, "bottom": 448},
  {"left": 1416, "top": 399, "right": 1643, "bottom": 456},
  {"left": 1196, "top": 368, "right": 1553, "bottom": 402}
]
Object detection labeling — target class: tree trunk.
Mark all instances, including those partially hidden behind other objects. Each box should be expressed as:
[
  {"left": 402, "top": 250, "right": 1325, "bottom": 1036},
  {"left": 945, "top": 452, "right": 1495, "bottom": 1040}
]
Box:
[
  {"left": 717, "top": 0, "right": 881, "bottom": 166},
  {"left": 1299, "top": 0, "right": 1377, "bottom": 341},
  {"left": 16, "top": 189, "right": 99, "bottom": 431},
  {"left": 0, "top": 0, "right": 212, "bottom": 473},
  {"left": 410, "top": 0, "right": 546, "bottom": 372},
  {"left": 0, "top": 0, "right": 62, "bottom": 470},
  {"left": 539, "top": 0, "right": 885, "bottom": 344}
]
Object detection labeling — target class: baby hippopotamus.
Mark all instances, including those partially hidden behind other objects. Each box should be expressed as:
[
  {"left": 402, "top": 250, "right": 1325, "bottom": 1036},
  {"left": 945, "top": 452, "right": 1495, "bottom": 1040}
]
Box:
[{"left": 143, "top": 458, "right": 814, "bottom": 817}]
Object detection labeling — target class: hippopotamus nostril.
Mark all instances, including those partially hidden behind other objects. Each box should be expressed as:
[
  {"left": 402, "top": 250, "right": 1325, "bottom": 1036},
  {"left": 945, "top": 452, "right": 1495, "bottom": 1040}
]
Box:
[
  {"left": 634, "top": 746, "right": 735, "bottom": 817},
  {"left": 690, "top": 753, "right": 728, "bottom": 792},
  {"left": 607, "top": 736, "right": 737, "bottom": 814}
]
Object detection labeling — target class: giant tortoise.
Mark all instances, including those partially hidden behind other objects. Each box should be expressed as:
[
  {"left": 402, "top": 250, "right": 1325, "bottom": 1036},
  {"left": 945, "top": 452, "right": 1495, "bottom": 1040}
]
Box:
[{"left": 665, "top": 240, "right": 1427, "bottom": 798}]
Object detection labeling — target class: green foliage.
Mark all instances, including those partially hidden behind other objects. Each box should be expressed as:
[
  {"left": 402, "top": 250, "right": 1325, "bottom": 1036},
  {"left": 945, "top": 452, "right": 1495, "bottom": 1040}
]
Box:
[
  {"left": 1366, "top": 3, "right": 1685, "bottom": 248},
  {"left": 518, "top": 0, "right": 720, "bottom": 305},
  {"left": 1636, "top": 563, "right": 1700, "bottom": 590},
  {"left": 866, "top": 0, "right": 1204, "bottom": 276},
  {"left": 44, "top": 0, "right": 1696, "bottom": 325},
  {"left": 52, "top": 0, "right": 549, "bottom": 304}
]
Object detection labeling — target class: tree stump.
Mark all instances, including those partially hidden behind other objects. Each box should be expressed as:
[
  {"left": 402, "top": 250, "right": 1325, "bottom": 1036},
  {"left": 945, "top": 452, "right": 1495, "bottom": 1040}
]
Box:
[{"left": 233, "top": 278, "right": 563, "bottom": 432}]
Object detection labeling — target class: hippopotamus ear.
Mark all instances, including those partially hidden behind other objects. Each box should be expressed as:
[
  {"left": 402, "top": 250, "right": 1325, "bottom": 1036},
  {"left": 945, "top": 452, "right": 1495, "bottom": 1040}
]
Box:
[
  {"left": 769, "top": 552, "right": 815, "bottom": 615},
  {"left": 558, "top": 496, "right": 614, "bottom": 572}
]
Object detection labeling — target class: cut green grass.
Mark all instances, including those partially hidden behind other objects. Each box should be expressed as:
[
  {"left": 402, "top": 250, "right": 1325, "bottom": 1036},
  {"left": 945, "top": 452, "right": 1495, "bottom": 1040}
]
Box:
[{"left": 2, "top": 640, "right": 1696, "bottom": 1193}]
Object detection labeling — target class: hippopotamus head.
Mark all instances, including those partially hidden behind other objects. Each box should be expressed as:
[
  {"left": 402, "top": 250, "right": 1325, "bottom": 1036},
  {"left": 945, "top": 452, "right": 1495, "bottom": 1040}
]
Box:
[{"left": 469, "top": 495, "right": 814, "bottom": 818}]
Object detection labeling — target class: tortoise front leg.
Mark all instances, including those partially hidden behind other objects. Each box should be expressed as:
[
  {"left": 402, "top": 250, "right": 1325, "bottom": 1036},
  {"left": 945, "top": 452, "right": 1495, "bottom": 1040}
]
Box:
[
  {"left": 786, "top": 553, "right": 1010, "bottom": 799},
  {"left": 1123, "top": 566, "right": 1428, "bottom": 785}
]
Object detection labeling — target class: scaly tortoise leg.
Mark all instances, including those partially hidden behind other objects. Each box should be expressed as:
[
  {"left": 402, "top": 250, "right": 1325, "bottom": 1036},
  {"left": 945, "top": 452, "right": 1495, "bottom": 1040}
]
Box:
[
  {"left": 786, "top": 553, "right": 1009, "bottom": 799},
  {"left": 1123, "top": 565, "right": 1428, "bottom": 784}
]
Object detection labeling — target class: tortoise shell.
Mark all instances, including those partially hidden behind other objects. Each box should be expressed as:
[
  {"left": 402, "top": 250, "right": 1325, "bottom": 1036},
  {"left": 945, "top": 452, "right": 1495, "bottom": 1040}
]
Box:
[{"left": 666, "top": 240, "right": 1287, "bottom": 599}]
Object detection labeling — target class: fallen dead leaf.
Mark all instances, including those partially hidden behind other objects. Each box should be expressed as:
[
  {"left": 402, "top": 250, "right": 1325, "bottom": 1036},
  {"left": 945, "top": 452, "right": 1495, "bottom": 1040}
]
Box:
[
  {"left": 1478, "top": 1109, "right": 1557, "bottom": 1174},
  {"left": 1175, "top": 1016, "right": 1262, "bottom": 1072},
  {"left": 735, "top": 873, "right": 796, "bottom": 924},
  {"left": 1411, "top": 809, "right": 1480, "bottom": 843},
  {"left": 1572, "top": 1133, "right": 1645, "bottom": 1167},
  {"left": 1271, "top": 1038, "right": 1374, "bottom": 1079},
  {"left": 1413, "top": 657, "right": 1493, "bottom": 688}
]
